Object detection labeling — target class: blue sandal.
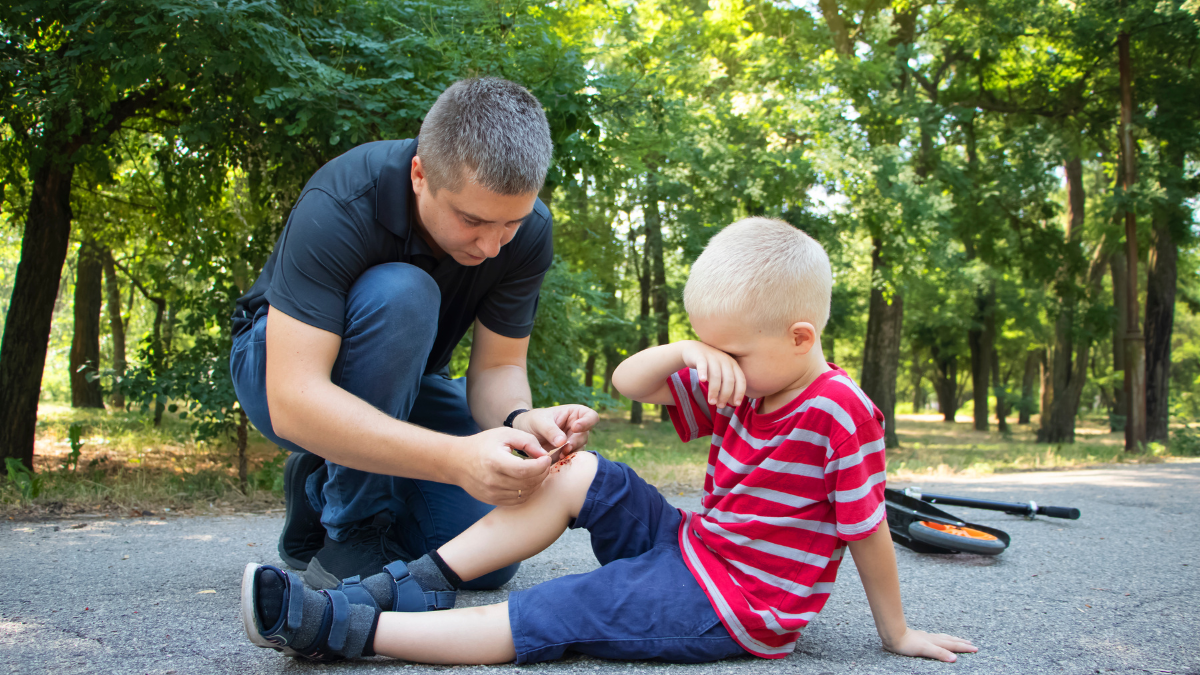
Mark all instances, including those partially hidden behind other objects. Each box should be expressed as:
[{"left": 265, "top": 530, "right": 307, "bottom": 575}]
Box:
[
  {"left": 336, "top": 560, "right": 456, "bottom": 613},
  {"left": 241, "top": 563, "right": 374, "bottom": 661}
]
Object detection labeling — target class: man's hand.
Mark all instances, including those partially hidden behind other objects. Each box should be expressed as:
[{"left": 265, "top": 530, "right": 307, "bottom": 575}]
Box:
[
  {"left": 679, "top": 341, "right": 745, "bottom": 408},
  {"left": 513, "top": 405, "right": 599, "bottom": 456},
  {"left": 455, "top": 426, "right": 554, "bottom": 506},
  {"left": 882, "top": 628, "right": 978, "bottom": 663}
]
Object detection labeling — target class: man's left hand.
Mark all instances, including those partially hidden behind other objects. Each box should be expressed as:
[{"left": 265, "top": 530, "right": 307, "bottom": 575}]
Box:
[{"left": 513, "top": 405, "right": 599, "bottom": 457}]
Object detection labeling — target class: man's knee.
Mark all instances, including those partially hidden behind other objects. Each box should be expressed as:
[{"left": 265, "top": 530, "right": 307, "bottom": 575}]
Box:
[{"left": 345, "top": 263, "right": 440, "bottom": 345}]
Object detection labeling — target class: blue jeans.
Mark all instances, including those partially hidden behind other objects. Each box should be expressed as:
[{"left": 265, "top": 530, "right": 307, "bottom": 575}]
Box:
[
  {"left": 230, "top": 263, "right": 517, "bottom": 589},
  {"left": 509, "top": 454, "right": 747, "bottom": 663}
]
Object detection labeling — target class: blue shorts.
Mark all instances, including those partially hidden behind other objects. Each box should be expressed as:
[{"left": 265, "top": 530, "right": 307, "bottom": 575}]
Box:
[{"left": 507, "top": 454, "right": 748, "bottom": 664}]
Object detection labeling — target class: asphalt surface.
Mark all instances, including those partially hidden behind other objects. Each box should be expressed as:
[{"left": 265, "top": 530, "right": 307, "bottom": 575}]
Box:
[{"left": 2, "top": 461, "right": 1198, "bottom": 675}]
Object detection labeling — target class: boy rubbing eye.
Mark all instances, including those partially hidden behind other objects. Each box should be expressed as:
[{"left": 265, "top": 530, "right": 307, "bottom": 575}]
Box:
[{"left": 238, "top": 218, "right": 977, "bottom": 666}]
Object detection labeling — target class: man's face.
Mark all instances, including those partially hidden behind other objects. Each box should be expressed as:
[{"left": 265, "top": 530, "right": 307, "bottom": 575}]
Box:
[{"left": 411, "top": 156, "right": 538, "bottom": 266}]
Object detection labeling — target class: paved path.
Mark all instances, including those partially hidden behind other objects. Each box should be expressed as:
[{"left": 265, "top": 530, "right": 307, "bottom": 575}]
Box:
[{"left": 3, "top": 462, "right": 1198, "bottom": 675}]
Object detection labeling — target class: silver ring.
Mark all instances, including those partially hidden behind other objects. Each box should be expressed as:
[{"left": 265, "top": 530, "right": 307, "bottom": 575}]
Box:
[{"left": 518, "top": 489, "right": 523, "bottom": 499}]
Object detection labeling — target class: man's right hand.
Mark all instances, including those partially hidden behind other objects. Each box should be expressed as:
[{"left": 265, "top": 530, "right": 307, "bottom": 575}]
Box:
[{"left": 454, "top": 426, "right": 554, "bottom": 506}]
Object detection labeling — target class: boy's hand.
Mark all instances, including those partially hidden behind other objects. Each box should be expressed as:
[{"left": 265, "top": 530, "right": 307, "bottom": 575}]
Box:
[
  {"left": 679, "top": 340, "right": 745, "bottom": 408},
  {"left": 882, "top": 628, "right": 978, "bottom": 662}
]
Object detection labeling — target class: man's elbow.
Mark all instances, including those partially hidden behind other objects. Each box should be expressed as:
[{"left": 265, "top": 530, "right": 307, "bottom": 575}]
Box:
[{"left": 265, "top": 382, "right": 304, "bottom": 443}]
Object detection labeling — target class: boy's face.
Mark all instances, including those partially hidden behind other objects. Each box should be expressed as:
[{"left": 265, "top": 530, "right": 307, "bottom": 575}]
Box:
[{"left": 689, "top": 313, "right": 815, "bottom": 401}]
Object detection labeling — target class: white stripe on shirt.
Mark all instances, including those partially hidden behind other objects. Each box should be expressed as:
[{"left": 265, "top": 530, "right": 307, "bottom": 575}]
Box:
[{"left": 680, "top": 512, "right": 796, "bottom": 655}]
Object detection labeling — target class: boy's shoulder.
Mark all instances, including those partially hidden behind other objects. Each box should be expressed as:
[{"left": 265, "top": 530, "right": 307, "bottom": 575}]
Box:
[{"left": 775, "top": 367, "right": 884, "bottom": 439}]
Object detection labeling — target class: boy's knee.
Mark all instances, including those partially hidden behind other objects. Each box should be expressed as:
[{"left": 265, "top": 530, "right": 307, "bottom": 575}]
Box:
[{"left": 545, "top": 450, "right": 598, "bottom": 516}]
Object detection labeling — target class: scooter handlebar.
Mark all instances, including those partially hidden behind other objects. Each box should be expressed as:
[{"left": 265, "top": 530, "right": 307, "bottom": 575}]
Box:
[{"left": 1038, "top": 505, "right": 1081, "bottom": 520}]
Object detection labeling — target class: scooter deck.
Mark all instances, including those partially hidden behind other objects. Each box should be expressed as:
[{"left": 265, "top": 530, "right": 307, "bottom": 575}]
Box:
[{"left": 884, "top": 488, "right": 1011, "bottom": 555}]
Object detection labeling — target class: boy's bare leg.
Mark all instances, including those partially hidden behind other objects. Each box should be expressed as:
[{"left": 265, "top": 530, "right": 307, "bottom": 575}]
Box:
[
  {"left": 372, "top": 451, "right": 598, "bottom": 663},
  {"left": 374, "top": 603, "right": 515, "bottom": 664},
  {"left": 439, "top": 450, "right": 597, "bottom": 581}
]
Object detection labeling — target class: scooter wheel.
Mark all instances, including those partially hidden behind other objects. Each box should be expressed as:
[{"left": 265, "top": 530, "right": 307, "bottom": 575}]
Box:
[{"left": 908, "top": 520, "right": 1007, "bottom": 555}]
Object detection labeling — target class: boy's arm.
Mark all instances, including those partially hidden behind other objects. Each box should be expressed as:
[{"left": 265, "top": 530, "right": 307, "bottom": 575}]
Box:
[
  {"left": 611, "top": 343, "right": 687, "bottom": 405},
  {"left": 848, "top": 526, "right": 979, "bottom": 662},
  {"left": 612, "top": 341, "right": 746, "bottom": 407}
]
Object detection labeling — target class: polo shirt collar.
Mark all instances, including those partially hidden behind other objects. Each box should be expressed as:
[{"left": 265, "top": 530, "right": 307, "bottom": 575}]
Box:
[{"left": 375, "top": 138, "right": 419, "bottom": 241}]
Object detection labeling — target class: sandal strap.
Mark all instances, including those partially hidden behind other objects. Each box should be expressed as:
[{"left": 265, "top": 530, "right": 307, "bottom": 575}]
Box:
[
  {"left": 383, "top": 560, "right": 457, "bottom": 611},
  {"left": 426, "top": 590, "right": 456, "bottom": 611},
  {"left": 284, "top": 569, "right": 305, "bottom": 631},
  {"left": 322, "top": 589, "right": 351, "bottom": 653},
  {"left": 335, "top": 575, "right": 379, "bottom": 612}
]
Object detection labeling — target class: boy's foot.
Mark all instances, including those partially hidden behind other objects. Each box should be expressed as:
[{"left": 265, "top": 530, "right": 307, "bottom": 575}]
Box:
[
  {"left": 240, "top": 563, "right": 378, "bottom": 661},
  {"left": 302, "top": 512, "right": 414, "bottom": 590},
  {"left": 278, "top": 452, "right": 327, "bottom": 570},
  {"left": 241, "top": 559, "right": 457, "bottom": 660}
]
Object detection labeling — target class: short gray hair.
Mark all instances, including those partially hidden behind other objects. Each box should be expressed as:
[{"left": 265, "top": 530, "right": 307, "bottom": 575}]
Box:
[{"left": 418, "top": 78, "right": 552, "bottom": 195}]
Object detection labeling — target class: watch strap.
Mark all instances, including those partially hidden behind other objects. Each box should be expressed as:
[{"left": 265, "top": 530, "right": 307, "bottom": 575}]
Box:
[{"left": 503, "top": 409, "right": 529, "bottom": 428}]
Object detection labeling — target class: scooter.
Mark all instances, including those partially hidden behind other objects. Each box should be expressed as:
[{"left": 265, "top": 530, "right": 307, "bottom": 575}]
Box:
[{"left": 884, "top": 487, "right": 1080, "bottom": 555}]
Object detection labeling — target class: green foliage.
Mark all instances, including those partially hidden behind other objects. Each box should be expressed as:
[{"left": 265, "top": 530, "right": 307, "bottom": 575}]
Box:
[
  {"left": 528, "top": 259, "right": 622, "bottom": 409},
  {"left": 4, "top": 458, "right": 42, "bottom": 501},
  {"left": 64, "top": 423, "right": 84, "bottom": 472},
  {"left": 1171, "top": 426, "right": 1200, "bottom": 457}
]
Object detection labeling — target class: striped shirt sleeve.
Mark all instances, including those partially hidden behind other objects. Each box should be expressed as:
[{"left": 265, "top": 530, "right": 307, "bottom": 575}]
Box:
[
  {"left": 665, "top": 368, "right": 715, "bottom": 442},
  {"left": 824, "top": 420, "right": 888, "bottom": 541}
]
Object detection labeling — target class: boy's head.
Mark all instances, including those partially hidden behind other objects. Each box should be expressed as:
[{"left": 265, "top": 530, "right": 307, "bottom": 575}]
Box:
[
  {"left": 683, "top": 218, "right": 833, "bottom": 398},
  {"left": 684, "top": 217, "right": 832, "bottom": 332}
]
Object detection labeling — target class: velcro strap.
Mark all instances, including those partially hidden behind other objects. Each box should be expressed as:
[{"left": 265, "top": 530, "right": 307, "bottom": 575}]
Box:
[
  {"left": 424, "top": 590, "right": 456, "bottom": 611},
  {"left": 337, "top": 575, "right": 379, "bottom": 612},
  {"left": 323, "top": 589, "right": 350, "bottom": 653},
  {"left": 383, "top": 561, "right": 427, "bottom": 612},
  {"left": 284, "top": 570, "right": 305, "bottom": 631}
]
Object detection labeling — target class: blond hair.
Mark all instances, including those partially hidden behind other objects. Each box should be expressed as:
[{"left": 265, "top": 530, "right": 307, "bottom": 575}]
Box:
[{"left": 683, "top": 218, "right": 832, "bottom": 332}]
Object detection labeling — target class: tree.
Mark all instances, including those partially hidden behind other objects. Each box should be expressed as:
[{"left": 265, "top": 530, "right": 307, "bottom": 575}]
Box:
[{"left": 0, "top": 0, "right": 291, "bottom": 468}]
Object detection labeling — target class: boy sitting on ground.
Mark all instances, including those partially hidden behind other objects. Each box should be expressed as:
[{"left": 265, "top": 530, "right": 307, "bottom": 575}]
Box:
[{"left": 240, "top": 217, "right": 978, "bottom": 665}]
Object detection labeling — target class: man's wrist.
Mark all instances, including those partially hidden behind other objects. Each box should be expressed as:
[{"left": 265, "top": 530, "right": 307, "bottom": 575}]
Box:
[{"left": 503, "top": 408, "right": 529, "bottom": 428}]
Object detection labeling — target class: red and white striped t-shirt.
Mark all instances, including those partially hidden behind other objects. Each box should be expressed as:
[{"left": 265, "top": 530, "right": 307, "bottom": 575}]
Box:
[{"left": 666, "top": 365, "right": 887, "bottom": 659}]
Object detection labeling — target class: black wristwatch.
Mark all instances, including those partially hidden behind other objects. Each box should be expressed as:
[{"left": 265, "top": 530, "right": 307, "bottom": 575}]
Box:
[{"left": 503, "top": 409, "right": 529, "bottom": 428}]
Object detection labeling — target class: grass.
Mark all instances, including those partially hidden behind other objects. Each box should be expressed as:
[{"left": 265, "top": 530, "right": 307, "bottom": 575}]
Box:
[
  {"left": 1, "top": 404, "right": 286, "bottom": 518},
  {"left": 4, "top": 403, "right": 1197, "bottom": 518}
]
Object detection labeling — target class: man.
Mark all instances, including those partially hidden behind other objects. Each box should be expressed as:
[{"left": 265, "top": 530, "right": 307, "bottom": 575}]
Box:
[{"left": 230, "top": 78, "right": 598, "bottom": 590}]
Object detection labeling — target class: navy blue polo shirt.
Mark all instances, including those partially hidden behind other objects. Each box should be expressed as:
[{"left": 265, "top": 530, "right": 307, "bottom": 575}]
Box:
[{"left": 232, "top": 139, "right": 554, "bottom": 374}]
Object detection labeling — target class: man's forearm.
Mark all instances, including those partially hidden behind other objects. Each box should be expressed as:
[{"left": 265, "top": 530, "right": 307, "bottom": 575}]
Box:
[
  {"left": 848, "top": 525, "right": 909, "bottom": 644},
  {"left": 465, "top": 364, "right": 533, "bottom": 430},
  {"left": 272, "top": 379, "right": 460, "bottom": 484}
]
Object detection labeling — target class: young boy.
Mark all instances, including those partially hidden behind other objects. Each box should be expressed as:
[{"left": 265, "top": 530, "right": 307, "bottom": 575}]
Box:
[{"left": 240, "top": 218, "right": 978, "bottom": 665}]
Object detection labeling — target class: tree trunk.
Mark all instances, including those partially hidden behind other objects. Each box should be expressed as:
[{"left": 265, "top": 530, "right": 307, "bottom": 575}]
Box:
[
  {"left": 603, "top": 348, "right": 618, "bottom": 397},
  {"left": 989, "top": 303, "right": 1008, "bottom": 433},
  {"left": 968, "top": 288, "right": 994, "bottom": 431},
  {"left": 237, "top": 407, "right": 249, "bottom": 490},
  {"left": 631, "top": 233, "right": 651, "bottom": 425},
  {"left": 1038, "top": 158, "right": 1095, "bottom": 444},
  {"left": 644, "top": 171, "right": 671, "bottom": 422},
  {"left": 1118, "top": 32, "right": 1146, "bottom": 451},
  {"left": 103, "top": 250, "right": 126, "bottom": 410},
  {"left": 70, "top": 241, "right": 106, "bottom": 409},
  {"left": 930, "top": 342, "right": 959, "bottom": 423},
  {"left": 860, "top": 238, "right": 902, "bottom": 447},
  {"left": 583, "top": 352, "right": 597, "bottom": 390},
  {"left": 1019, "top": 349, "right": 1039, "bottom": 425},
  {"left": 0, "top": 161, "right": 76, "bottom": 470},
  {"left": 1145, "top": 156, "right": 1180, "bottom": 443},
  {"left": 1110, "top": 249, "right": 1128, "bottom": 432},
  {"left": 150, "top": 297, "right": 168, "bottom": 427},
  {"left": 910, "top": 345, "right": 926, "bottom": 413}
]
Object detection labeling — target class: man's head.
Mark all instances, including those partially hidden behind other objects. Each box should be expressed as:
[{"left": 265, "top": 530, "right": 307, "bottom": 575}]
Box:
[
  {"left": 683, "top": 217, "right": 832, "bottom": 398},
  {"left": 411, "top": 78, "right": 552, "bottom": 266}
]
